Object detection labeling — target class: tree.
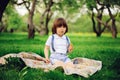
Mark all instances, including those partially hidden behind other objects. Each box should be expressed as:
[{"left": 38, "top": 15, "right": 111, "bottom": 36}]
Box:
[
  {"left": 18, "top": 0, "right": 37, "bottom": 39},
  {"left": 9, "top": 0, "right": 37, "bottom": 38},
  {"left": 85, "top": 0, "right": 120, "bottom": 38},
  {"left": 0, "top": 0, "right": 10, "bottom": 32},
  {"left": 38, "top": 0, "right": 54, "bottom": 35},
  {"left": 26, "top": 0, "right": 37, "bottom": 39},
  {"left": 7, "top": 13, "right": 23, "bottom": 33},
  {"left": 14, "top": 0, "right": 37, "bottom": 39},
  {"left": 103, "top": 0, "right": 120, "bottom": 38},
  {"left": 86, "top": 0, "right": 105, "bottom": 37},
  {"left": 0, "top": 0, "right": 10, "bottom": 22},
  {"left": 3, "top": 3, "right": 23, "bottom": 33}
]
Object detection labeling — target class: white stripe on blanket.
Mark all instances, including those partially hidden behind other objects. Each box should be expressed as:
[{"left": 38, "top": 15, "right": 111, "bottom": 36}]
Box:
[{"left": 0, "top": 52, "right": 102, "bottom": 78}]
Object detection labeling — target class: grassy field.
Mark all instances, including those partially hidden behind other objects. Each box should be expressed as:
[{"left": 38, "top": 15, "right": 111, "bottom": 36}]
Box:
[{"left": 0, "top": 32, "right": 120, "bottom": 80}]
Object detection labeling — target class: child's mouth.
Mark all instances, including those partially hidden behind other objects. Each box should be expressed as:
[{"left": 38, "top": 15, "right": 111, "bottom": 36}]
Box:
[{"left": 61, "top": 31, "right": 64, "bottom": 33}]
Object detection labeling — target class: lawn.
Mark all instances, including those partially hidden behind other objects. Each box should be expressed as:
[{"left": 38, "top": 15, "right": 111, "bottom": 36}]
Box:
[{"left": 0, "top": 32, "right": 120, "bottom": 80}]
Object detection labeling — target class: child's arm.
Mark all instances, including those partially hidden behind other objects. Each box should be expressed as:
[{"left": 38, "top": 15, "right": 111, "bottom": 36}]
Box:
[
  {"left": 68, "top": 44, "right": 73, "bottom": 53},
  {"left": 44, "top": 45, "right": 50, "bottom": 63}
]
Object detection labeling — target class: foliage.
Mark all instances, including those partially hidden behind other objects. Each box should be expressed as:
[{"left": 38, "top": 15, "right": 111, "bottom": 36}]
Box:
[
  {"left": 3, "top": 4, "right": 26, "bottom": 32},
  {"left": 7, "top": 13, "right": 23, "bottom": 31},
  {"left": 4, "top": 57, "right": 26, "bottom": 70},
  {"left": 0, "top": 68, "right": 20, "bottom": 80},
  {"left": 68, "top": 15, "right": 92, "bottom": 32},
  {"left": 103, "top": 0, "right": 120, "bottom": 6},
  {"left": 85, "top": 0, "right": 120, "bottom": 9},
  {"left": 0, "top": 57, "right": 26, "bottom": 80},
  {"left": 33, "top": 13, "right": 41, "bottom": 26},
  {"left": 86, "top": 0, "right": 96, "bottom": 10},
  {"left": 2, "top": 0, "right": 120, "bottom": 34}
]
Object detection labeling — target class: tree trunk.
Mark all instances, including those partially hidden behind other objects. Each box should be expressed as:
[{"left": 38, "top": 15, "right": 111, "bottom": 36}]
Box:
[
  {"left": 39, "top": 0, "right": 53, "bottom": 35},
  {"left": 0, "top": 21, "right": 4, "bottom": 32},
  {"left": 111, "top": 19, "right": 117, "bottom": 38},
  {"left": 91, "top": 11, "right": 97, "bottom": 33},
  {"left": 28, "top": 16, "right": 35, "bottom": 39},
  {"left": 27, "top": 0, "right": 36, "bottom": 39},
  {"left": 45, "top": 10, "right": 53, "bottom": 35},
  {"left": 0, "top": 0, "right": 9, "bottom": 22},
  {"left": 91, "top": 9, "right": 103, "bottom": 37},
  {"left": 107, "top": 6, "right": 117, "bottom": 38},
  {"left": 96, "top": 15, "right": 102, "bottom": 37},
  {"left": 0, "top": 0, "right": 9, "bottom": 32},
  {"left": 45, "top": 15, "right": 49, "bottom": 35},
  {"left": 28, "top": 14, "right": 35, "bottom": 39}
]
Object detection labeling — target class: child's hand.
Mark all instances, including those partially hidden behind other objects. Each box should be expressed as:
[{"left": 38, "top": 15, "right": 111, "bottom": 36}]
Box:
[
  {"left": 45, "top": 58, "right": 50, "bottom": 63},
  {"left": 68, "top": 44, "right": 73, "bottom": 53}
]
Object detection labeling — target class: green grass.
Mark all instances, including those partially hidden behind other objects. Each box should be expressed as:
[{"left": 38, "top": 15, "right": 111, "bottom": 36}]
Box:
[{"left": 0, "top": 32, "right": 120, "bottom": 80}]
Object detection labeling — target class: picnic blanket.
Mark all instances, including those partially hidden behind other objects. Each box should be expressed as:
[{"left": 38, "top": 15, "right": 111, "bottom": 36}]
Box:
[{"left": 0, "top": 52, "right": 102, "bottom": 78}]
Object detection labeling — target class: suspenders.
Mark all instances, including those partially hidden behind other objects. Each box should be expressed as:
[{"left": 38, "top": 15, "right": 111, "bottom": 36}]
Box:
[
  {"left": 51, "top": 35, "right": 70, "bottom": 53},
  {"left": 51, "top": 35, "right": 55, "bottom": 52}
]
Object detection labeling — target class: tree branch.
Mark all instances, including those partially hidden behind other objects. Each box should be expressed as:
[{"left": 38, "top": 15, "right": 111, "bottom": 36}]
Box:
[
  {"left": 96, "top": 0, "right": 104, "bottom": 6},
  {"left": 12, "top": 0, "right": 30, "bottom": 6},
  {"left": 22, "top": 0, "right": 30, "bottom": 12}
]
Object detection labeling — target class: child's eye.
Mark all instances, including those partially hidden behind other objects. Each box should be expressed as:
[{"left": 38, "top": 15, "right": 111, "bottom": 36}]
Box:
[
  {"left": 57, "top": 24, "right": 66, "bottom": 28},
  {"left": 58, "top": 26, "right": 62, "bottom": 28},
  {"left": 63, "top": 26, "right": 66, "bottom": 28}
]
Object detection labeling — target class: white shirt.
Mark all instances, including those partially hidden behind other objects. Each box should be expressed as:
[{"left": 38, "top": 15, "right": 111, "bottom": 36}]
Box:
[{"left": 45, "top": 34, "right": 70, "bottom": 54}]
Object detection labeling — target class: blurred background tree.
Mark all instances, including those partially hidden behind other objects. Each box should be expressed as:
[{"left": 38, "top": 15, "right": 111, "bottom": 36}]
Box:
[
  {"left": 0, "top": 0, "right": 120, "bottom": 39},
  {"left": 85, "top": 0, "right": 120, "bottom": 38}
]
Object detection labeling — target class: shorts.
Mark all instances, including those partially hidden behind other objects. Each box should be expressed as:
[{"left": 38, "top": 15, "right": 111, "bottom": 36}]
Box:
[{"left": 50, "top": 53, "right": 71, "bottom": 64}]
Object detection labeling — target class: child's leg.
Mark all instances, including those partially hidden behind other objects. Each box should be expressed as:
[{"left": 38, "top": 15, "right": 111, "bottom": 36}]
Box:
[
  {"left": 65, "top": 61, "right": 75, "bottom": 68},
  {"left": 64, "top": 57, "right": 75, "bottom": 68},
  {"left": 54, "top": 60, "right": 65, "bottom": 66}
]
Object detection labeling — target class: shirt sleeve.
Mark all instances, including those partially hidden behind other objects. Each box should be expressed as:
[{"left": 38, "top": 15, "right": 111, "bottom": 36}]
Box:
[{"left": 45, "top": 35, "right": 52, "bottom": 46}]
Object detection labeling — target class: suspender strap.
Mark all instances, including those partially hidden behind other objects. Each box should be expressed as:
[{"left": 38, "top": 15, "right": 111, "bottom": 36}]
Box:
[
  {"left": 66, "top": 36, "right": 70, "bottom": 47},
  {"left": 66, "top": 36, "right": 70, "bottom": 53},
  {"left": 52, "top": 35, "right": 55, "bottom": 52}
]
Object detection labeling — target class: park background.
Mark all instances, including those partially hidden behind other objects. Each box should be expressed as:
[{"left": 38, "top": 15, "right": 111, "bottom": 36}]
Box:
[{"left": 0, "top": 0, "right": 120, "bottom": 80}]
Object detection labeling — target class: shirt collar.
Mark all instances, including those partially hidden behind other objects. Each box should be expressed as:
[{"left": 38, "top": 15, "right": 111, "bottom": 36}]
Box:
[{"left": 54, "top": 34, "right": 66, "bottom": 39}]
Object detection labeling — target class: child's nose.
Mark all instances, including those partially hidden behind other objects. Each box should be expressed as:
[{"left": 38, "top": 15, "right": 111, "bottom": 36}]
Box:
[{"left": 61, "top": 27, "right": 65, "bottom": 30}]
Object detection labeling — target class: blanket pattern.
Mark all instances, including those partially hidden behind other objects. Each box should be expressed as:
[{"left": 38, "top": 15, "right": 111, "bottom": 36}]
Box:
[{"left": 0, "top": 52, "right": 102, "bottom": 78}]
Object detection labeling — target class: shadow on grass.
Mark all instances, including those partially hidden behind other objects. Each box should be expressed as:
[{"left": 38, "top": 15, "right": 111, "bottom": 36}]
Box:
[{"left": 109, "top": 58, "right": 120, "bottom": 74}]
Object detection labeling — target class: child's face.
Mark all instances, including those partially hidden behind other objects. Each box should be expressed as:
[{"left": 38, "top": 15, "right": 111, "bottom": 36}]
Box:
[{"left": 56, "top": 26, "right": 66, "bottom": 37}]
